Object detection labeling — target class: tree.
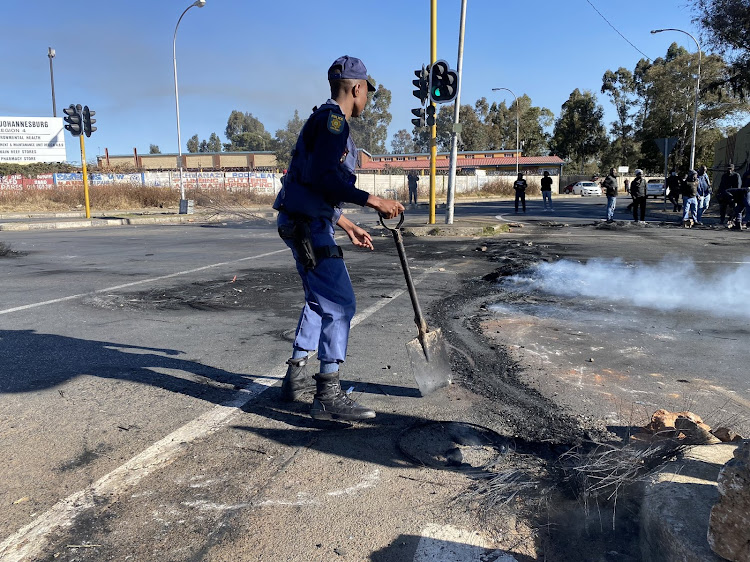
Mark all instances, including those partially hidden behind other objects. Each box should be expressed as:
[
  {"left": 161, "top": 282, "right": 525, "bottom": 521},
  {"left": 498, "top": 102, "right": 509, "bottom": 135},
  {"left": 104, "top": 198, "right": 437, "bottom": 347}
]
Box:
[
  {"left": 390, "top": 129, "right": 414, "bottom": 154},
  {"left": 207, "top": 133, "right": 222, "bottom": 152},
  {"left": 186, "top": 134, "right": 199, "bottom": 153},
  {"left": 601, "top": 68, "right": 640, "bottom": 167},
  {"left": 550, "top": 89, "right": 608, "bottom": 173},
  {"left": 224, "top": 110, "right": 274, "bottom": 152},
  {"left": 149, "top": 144, "right": 161, "bottom": 154},
  {"left": 274, "top": 110, "right": 306, "bottom": 169},
  {"left": 633, "top": 43, "right": 749, "bottom": 171},
  {"left": 199, "top": 139, "right": 209, "bottom": 153},
  {"left": 691, "top": 0, "right": 750, "bottom": 98},
  {"left": 348, "top": 80, "right": 392, "bottom": 154}
]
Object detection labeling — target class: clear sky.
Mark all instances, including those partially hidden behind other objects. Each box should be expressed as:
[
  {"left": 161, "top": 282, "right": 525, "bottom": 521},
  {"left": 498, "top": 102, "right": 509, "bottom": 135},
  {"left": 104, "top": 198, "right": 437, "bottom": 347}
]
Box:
[{"left": 1, "top": 0, "right": 701, "bottom": 164}]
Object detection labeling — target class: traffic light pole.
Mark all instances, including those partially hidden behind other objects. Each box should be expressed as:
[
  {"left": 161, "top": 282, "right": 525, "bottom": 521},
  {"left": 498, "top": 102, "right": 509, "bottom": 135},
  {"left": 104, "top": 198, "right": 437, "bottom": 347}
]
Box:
[
  {"left": 429, "top": 0, "right": 437, "bottom": 225},
  {"left": 79, "top": 135, "right": 91, "bottom": 219}
]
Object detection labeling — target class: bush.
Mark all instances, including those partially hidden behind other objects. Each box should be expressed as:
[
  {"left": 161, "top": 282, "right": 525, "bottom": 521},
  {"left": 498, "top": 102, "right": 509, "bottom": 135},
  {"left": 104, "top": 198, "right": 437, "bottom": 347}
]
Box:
[{"left": 476, "top": 178, "right": 541, "bottom": 197}]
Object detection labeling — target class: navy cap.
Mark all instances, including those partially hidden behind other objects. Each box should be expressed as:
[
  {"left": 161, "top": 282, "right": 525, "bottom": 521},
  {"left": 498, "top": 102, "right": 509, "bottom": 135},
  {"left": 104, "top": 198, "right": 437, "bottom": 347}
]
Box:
[{"left": 328, "top": 56, "right": 376, "bottom": 92}]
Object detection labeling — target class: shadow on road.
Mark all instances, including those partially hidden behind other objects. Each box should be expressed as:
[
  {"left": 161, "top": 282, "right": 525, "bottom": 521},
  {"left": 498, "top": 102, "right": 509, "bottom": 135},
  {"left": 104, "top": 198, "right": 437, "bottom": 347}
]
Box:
[{"left": 0, "top": 329, "right": 256, "bottom": 404}]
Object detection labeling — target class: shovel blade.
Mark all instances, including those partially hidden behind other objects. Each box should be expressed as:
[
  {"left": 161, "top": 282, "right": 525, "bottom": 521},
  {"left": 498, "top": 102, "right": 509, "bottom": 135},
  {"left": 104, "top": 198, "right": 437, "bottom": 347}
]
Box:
[{"left": 405, "top": 328, "right": 452, "bottom": 396}]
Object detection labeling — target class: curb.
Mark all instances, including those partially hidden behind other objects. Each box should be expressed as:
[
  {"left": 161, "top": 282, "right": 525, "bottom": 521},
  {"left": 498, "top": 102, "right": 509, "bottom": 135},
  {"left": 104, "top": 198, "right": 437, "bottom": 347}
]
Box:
[{"left": 640, "top": 443, "right": 737, "bottom": 562}]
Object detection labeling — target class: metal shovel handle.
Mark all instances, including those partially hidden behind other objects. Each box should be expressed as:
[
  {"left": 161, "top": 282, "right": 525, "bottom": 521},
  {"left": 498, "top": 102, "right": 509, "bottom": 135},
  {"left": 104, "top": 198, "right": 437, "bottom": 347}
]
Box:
[{"left": 379, "top": 213, "right": 429, "bottom": 339}]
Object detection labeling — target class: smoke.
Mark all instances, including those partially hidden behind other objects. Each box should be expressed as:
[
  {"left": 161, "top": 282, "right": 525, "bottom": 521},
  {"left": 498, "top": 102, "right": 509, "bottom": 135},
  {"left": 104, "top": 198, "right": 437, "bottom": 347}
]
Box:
[{"left": 506, "top": 259, "right": 750, "bottom": 320}]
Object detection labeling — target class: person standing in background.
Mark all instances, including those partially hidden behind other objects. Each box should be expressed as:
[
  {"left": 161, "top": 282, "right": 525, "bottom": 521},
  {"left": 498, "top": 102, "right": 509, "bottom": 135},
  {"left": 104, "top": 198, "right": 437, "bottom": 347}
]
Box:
[
  {"left": 407, "top": 172, "right": 419, "bottom": 206},
  {"left": 696, "top": 165, "right": 711, "bottom": 225},
  {"left": 540, "top": 171, "right": 553, "bottom": 211},
  {"left": 630, "top": 169, "right": 647, "bottom": 223},
  {"left": 513, "top": 172, "right": 528, "bottom": 213},
  {"left": 602, "top": 167, "right": 618, "bottom": 222}
]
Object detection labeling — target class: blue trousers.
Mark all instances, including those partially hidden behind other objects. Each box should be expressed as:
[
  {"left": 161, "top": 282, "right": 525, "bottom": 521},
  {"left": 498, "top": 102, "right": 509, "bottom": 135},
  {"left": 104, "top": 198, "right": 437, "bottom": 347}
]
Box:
[
  {"left": 278, "top": 213, "right": 355, "bottom": 363},
  {"left": 683, "top": 196, "right": 698, "bottom": 222},
  {"left": 606, "top": 196, "right": 616, "bottom": 220}
]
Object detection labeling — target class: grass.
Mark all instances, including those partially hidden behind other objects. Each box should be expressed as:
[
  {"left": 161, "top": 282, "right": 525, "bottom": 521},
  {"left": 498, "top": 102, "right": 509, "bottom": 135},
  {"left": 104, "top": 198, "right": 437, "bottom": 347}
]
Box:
[{"left": 0, "top": 186, "right": 275, "bottom": 213}]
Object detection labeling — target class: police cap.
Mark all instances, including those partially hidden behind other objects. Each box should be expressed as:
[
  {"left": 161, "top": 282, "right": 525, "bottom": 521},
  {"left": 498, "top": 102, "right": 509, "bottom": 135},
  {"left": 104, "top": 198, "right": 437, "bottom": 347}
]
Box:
[{"left": 328, "top": 56, "right": 376, "bottom": 92}]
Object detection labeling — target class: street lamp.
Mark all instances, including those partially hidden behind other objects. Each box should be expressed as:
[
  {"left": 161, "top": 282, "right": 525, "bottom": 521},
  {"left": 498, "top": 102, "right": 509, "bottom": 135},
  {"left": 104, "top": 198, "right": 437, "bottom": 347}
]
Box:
[
  {"left": 651, "top": 28, "right": 701, "bottom": 171},
  {"left": 48, "top": 47, "right": 57, "bottom": 117},
  {"left": 492, "top": 87, "right": 519, "bottom": 175},
  {"left": 173, "top": 0, "right": 206, "bottom": 210}
]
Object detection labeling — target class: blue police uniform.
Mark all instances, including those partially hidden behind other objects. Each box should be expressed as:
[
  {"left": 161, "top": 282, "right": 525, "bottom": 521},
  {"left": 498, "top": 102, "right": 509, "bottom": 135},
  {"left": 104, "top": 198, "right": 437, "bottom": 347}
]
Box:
[{"left": 273, "top": 100, "right": 369, "bottom": 363}]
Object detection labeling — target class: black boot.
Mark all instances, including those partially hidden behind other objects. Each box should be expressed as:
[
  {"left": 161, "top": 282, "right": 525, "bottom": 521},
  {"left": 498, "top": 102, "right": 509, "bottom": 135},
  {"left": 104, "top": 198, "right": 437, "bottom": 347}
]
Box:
[
  {"left": 310, "top": 372, "right": 375, "bottom": 421},
  {"left": 281, "top": 356, "right": 314, "bottom": 402}
]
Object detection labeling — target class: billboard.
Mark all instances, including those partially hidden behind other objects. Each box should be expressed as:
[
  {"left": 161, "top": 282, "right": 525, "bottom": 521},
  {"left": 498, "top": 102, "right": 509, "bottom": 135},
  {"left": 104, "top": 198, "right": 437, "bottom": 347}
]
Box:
[{"left": 0, "top": 117, "right": 66, "bottom": 164}]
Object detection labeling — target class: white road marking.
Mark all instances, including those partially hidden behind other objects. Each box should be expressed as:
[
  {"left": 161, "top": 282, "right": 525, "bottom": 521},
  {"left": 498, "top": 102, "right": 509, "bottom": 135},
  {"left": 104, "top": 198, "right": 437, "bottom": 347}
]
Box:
[
  {"left": 327, "top": 469, "right": 380, "bottom": 497},
  {"left": 0, "top": 249, "right": 288, "bottom": 316},
  {"left": 0, "top": 266, "right": 440, "bottom": 561}
]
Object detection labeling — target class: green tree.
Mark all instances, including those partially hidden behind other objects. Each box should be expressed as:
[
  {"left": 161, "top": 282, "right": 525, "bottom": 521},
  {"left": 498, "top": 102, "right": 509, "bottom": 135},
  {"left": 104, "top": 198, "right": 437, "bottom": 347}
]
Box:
[
  {"left": 274, "top": 110, "right": 306, "bottom": 169},
  {"left": 691, "top": 0, "right": 750, "bottom": 98},
  {"left": 149, "top": 144, "right": 161, "bottom": 154},
  {"left": 349, "top": 80, "right": 392, "bottom": 154},
  {"left": 390, "top": 129, "right": 414, "bottom": 154},
  {"left": 207, "top": 133, "right": 222, "bottom": 152},
  {"left": 550, "top": 89, "right": 608, "bottom": 173},
  {"left": 635, "top": 43, "right": 749, "bottom": 171},
  {"left": 224, "top": 110, "right": 274, "bottom": 152},
  {"left": 199, "top": 139, "right": 209, "bottom": 153},
  {"left": 186, "top": 134, "right": 199, "bottom": 154},
  {"left": 601, "top": 67, "right": 640, "bottom": 167}
]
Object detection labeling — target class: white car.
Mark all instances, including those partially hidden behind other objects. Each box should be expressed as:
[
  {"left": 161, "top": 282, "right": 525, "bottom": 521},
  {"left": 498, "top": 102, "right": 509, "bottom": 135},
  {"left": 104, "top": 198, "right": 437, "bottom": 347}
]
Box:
[
  {"left": 572, "top": 181, "right": 602, "bottom": 196},
  {"left": 646, "top": 178, "right": 666, "bottom": 198}
]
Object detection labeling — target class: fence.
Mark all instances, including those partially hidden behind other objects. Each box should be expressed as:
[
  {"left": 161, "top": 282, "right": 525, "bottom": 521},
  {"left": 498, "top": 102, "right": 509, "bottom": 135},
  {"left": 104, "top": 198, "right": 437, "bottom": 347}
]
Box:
[{"left": 0, "top": 171, "right": 558, "bottom": 198}]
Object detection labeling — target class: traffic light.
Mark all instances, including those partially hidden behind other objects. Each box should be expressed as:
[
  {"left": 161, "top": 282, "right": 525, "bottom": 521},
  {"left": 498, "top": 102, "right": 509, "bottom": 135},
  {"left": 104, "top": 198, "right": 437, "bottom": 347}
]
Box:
[
  {"left": 412, "top": 65, "right": 429, "bottom": 104},
  {"left": 426, "top": 105, "right": 436, "bottom": 127},
  {"left": 411, "top": 107, "right": 426, "bottom": 128},
  {"left": 83, "top": 106, "right": 97, "bottom": 137},
  {"left": 63, "top": 104, "right": 82, "bottom": 136},
  {"left": 429, "top": 59, "right": 458, "bottom": 104}
]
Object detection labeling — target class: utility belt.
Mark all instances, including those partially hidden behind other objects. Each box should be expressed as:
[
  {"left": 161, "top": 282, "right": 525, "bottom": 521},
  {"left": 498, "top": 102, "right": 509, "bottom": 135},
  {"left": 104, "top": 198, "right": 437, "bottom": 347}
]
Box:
[{"left": 278, "top": 213, "right": 343, "bottom": 271}]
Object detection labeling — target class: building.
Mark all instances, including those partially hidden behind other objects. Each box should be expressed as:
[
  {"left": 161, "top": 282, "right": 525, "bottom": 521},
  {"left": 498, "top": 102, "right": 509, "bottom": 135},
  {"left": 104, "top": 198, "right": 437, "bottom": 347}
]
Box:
[
  {"left": 359, "top": 149, "right": 565, "bottom": 176},
  {"left": 98, "top": 150, "right": 277, "bottom": 171}
]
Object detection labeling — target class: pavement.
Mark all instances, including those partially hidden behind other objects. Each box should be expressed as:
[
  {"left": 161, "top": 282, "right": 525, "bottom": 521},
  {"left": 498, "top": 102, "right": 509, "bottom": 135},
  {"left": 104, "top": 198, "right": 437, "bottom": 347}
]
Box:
[{"left": 0, "top": 199, "right": 741, "bottom": 561}]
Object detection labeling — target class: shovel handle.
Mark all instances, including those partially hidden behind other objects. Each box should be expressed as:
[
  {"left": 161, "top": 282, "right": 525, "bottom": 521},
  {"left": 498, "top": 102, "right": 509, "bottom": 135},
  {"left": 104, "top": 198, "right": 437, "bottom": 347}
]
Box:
[{"left": 379, "top": 212, "right": 429, "bottom": 338}]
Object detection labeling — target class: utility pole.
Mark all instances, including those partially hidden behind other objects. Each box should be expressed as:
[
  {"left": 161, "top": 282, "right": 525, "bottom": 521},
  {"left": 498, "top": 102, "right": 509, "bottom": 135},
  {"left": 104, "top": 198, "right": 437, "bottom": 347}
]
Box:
[{"left": 445, "top": 0, "right": 467, "bottom": 225}]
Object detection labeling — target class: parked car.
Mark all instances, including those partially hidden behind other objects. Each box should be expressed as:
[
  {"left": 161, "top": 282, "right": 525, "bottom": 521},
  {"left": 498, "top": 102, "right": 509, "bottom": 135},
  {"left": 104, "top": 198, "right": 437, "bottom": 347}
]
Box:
[
  {"left": 571, "top": 181, "right": 602, "bottom": 196},
  {"left": 646, "top": 178, "right": 666, "bottom": 198},
  {"left": 563, "top": 182, "right": 576, "bottom": 194}
]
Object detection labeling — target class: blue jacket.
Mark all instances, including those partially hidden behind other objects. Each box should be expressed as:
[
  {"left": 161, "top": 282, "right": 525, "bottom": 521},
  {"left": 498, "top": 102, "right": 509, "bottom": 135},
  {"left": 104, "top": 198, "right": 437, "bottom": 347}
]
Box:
[{"left": 273, "top": 100, "right": 369, "bottom": 222}]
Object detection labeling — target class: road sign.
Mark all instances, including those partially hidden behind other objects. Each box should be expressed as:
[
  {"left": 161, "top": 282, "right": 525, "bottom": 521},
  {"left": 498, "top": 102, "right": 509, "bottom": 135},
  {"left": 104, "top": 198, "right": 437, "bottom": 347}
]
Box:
[
  {"left": 618, "top": 166, "right": 629, "bottom": 173},
  {"left": 654, "top": 137, "right": 678, "bottom": 156}
]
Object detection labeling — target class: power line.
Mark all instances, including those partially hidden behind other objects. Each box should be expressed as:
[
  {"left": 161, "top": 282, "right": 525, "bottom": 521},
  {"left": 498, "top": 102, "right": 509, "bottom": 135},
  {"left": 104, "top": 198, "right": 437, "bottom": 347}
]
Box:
[{"left": 584, "top": 0, "right": 653, "bottom": 62}]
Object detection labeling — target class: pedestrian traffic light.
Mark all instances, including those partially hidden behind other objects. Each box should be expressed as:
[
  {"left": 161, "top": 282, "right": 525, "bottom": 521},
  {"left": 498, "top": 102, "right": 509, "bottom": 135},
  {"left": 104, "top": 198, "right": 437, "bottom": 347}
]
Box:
[
  {"left": 83, "top": 106, "right": 97, "bottom": 137},
  {"left": 63, "top": 104, "right": 82, "bottom": 136},
  {"left": 411, "top": 107, "right": 426, "bottom": 128},
  {"left": 412, "top": 65, "right": 429, "bottom": 104},
  {"left": 429, "top": 59, "right": 458, "bottom": 104},
  {"left": 426, "top": 105, "right": 436, "bottom": 127}
]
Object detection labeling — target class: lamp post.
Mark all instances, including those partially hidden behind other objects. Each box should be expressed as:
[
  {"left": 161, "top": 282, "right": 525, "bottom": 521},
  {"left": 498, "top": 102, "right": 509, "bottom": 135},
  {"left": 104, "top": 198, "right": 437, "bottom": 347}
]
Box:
[
  {"left": 492, "top": 87, "right": 519, "bottom": 175},
  {"left": 173, "top": 0, "right": 206, "bottom": 210},
  {"left": 651, "top": 28, "right": 701, "bottom": 171},
  {"left": 48, "top": 47, "right": 57, "bottom": 117}
]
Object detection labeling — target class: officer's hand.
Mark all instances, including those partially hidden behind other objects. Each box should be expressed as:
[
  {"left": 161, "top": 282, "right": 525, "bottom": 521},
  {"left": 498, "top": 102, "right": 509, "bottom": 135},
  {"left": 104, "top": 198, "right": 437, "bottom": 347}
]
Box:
[
  {"left": 347, "top": 224, "right": 374, "bottom": 250},
  {"left": 367, "top": 195, "right": 404, "bottom": 219}
]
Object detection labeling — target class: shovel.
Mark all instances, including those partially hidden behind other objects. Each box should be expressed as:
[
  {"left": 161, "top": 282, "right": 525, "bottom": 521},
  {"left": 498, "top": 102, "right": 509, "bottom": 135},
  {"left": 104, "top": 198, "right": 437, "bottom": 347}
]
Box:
[{"left": 380, "top": 213, "right": 452, "bottom": 396}]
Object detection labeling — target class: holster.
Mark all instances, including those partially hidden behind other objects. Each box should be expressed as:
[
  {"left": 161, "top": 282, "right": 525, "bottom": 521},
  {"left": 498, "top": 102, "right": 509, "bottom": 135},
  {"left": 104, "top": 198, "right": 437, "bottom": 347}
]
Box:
[{"left": 278, "top": 218, "right": 343, "bottom": 271}]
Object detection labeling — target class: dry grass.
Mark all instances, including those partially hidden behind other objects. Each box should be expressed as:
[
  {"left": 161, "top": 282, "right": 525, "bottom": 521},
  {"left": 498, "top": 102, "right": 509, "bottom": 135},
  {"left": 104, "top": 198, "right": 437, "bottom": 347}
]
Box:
[
  {"left": 0, "top": 186, "right": 274, "bottom": 213},
  {"left": 473, "top": 178, "right": 542, "bottom": 197}
]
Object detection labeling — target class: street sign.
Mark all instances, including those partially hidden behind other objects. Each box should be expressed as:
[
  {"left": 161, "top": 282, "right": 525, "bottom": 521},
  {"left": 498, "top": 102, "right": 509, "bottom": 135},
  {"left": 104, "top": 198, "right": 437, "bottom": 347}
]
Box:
[
  {"left": 654, "top": 137, "right": 678, "bottom": 156},
  {"left": 618, "top": 166, "right": 629, "bottom": 173}
]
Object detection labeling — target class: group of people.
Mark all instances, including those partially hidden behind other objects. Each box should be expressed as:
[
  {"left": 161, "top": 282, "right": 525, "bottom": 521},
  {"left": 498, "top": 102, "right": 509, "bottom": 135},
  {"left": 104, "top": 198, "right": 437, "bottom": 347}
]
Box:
[{"left": 605, "top": 164, "right": 750, "bottom": 228}]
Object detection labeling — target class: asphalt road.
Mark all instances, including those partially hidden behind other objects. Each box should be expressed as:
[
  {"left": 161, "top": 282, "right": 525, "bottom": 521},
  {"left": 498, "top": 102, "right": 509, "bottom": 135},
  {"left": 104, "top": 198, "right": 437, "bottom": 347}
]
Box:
[{"left": 0, "top": 199, "right": 748, "bottom": 561}]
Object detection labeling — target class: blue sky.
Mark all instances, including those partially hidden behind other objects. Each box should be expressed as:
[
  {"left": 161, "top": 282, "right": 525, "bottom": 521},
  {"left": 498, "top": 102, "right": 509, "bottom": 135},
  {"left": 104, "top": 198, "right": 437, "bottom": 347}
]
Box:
[{"left": 1, "top": 0, "right": 701, "bottom": 164}]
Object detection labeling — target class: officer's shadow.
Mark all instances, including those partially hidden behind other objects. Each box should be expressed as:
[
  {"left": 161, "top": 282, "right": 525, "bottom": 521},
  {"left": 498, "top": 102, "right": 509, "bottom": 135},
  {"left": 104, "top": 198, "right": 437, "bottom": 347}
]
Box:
[{"left": 0, "top": 329, "right": 261, "bottom": 402}]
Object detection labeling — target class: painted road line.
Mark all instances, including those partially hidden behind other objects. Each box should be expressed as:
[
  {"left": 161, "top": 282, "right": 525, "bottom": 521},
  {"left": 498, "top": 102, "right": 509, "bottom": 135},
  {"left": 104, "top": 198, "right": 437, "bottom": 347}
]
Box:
[
  {"left": 0, "top": 266, "right": 441, "bottom": 561},
  {"left": 0, "top": 249, "right": 288, "bottom": 316}
]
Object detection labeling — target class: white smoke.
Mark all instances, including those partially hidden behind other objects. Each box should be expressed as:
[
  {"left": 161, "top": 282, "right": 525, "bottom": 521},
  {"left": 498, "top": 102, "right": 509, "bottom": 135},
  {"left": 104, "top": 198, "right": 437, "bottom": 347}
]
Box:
[{"left": 506, "top": 258, "right": 750, "bottom": 319}]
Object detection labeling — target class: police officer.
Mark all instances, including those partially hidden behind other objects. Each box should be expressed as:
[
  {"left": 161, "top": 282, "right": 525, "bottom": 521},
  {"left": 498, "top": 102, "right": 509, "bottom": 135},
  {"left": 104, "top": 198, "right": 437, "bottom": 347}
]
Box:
[
  {"left": 273, "top": 56, "right": 404, "bottom": 421},
  {"left": 717, "top": 164, "right": 742, "bottom": 224}
]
